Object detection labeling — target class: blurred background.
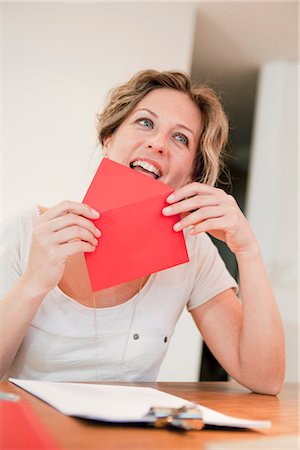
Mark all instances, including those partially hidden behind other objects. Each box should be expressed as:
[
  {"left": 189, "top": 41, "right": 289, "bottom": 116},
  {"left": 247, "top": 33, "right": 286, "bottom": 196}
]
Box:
[{"left": 2, "top": 1, "right": 298, "bottom": 383}]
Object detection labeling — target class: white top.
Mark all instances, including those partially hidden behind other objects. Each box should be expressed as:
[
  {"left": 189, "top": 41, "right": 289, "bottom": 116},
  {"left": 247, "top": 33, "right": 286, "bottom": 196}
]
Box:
[{"left": 1, "top": 204, "right": 237, "bottom": 382}]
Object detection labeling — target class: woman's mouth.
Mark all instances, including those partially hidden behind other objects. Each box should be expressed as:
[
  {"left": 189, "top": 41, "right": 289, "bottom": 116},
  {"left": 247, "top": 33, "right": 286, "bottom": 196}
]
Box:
[{"left": 129, "top": 159, "right": 162, "bottom": 180}]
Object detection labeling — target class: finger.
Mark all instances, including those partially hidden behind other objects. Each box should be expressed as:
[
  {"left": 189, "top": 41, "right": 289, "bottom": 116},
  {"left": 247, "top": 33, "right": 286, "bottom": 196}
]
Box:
[
  {"left": 41, "top": 201, "right": 100, "bottom": 222},
  {"left": 53, "top": 226, "right": 99, "bottom": 247},
  {"left": 162, "top": 195, "right": 220, "bottom": 216},
  {"left": 173, "top": 207, "right": 225, "bottom": 231},
  {"left": 49, "top": 213, "right": 101, "bottom": 237},
  {"left": 58, "top": 240, "right": 96, "bottom": 258},
  {"left": 190, "top": 218, "right": 227, "bottom": 235},
  {"left": 166, "top": 183, "right": 221, "bottom": 204}
]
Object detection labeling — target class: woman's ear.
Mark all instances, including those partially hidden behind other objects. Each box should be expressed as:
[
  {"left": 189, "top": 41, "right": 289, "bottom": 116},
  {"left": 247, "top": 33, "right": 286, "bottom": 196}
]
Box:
[
  {"left": 103, "top": 135, "right": 112, "bottom": 148},
  {"left": 103, "top": 134, "right": 112, "bottom": 152},
  {"left": 103, "top": 135, "right": 112, "bottom": 156}
]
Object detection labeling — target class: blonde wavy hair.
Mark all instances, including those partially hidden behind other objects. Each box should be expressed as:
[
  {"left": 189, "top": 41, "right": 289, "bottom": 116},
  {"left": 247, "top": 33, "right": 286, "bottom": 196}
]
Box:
[{"left": 97, "top": 70, "right": 228, "bottom": 186}]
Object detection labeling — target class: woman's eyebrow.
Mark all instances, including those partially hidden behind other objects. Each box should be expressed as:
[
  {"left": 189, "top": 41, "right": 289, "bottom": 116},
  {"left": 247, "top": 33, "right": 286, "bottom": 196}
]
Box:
[
  {"left": 133, "top": 108, "right": 195, "bottom": 137},
  {"left": 132, "top": 108, "right": 157, "bottom": 118}
]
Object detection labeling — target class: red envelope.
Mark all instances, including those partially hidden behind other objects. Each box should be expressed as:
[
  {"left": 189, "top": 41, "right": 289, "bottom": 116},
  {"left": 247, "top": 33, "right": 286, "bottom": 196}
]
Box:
[
  {"left": 1, "top": 398, "right": 61, "bottom": 449},
  {"left": 82, "top": 158, "right": 189, "bottom": 291}
]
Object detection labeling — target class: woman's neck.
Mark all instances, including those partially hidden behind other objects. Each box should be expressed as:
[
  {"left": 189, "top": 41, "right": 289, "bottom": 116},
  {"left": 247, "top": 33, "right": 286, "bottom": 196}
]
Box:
[{"left": 58, "top": 253, "right": 149, "bottom": 308}]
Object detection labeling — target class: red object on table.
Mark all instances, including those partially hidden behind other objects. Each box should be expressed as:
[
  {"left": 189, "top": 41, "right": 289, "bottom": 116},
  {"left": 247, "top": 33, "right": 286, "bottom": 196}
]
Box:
[{"left": 1, "top": 398, "right": 61, "bottom": 449}]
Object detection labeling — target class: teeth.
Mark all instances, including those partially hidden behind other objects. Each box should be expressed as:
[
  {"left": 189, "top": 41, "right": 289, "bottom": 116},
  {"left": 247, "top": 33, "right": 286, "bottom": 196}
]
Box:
[{"left": 131, "top": 160, "right": 161, "bottom": 178}]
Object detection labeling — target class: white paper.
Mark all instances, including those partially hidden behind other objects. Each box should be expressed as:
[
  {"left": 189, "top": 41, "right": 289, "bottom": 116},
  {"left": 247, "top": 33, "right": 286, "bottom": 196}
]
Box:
[{"left": 9, "top": 378, "right": 271, "bottom": 429}]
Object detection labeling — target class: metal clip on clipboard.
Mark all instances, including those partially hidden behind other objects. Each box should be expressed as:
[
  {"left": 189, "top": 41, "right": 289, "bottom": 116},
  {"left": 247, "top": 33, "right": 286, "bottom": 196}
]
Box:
[{"left": 148, "top": 406, "right": 204, "bottom": 431}]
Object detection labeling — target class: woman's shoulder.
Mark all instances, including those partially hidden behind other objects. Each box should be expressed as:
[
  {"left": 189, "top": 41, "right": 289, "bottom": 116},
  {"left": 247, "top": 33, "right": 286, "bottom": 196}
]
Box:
[
  {"left": 1, "top": 204, "right": 40, "bottom": 274},
  {"left": 2, "top": 203, "right": 40, "bottom": 237}
]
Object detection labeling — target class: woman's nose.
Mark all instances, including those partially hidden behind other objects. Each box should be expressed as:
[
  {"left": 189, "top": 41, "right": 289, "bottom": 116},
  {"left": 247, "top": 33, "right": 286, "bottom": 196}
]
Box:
[
  {"left": 146, "top": 143, "right": 164, "bottom": 154},
  {"left": 146, "top": 136, "right": 168, "bottom": 155}
]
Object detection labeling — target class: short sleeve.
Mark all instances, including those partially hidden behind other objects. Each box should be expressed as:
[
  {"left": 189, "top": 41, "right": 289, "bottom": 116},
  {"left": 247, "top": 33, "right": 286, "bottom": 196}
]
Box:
[
  {"left": 186, "top": 233, "right": 238, "bottom": 311},
  {"left": 1, "top": 206, "right": 35, "bottom": 298}
]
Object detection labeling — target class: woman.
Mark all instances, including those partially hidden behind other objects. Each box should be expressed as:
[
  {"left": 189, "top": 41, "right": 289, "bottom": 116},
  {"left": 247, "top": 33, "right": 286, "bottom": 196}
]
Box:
[{"left": 1, "top": 70, "right": 284, "bottom": 394}]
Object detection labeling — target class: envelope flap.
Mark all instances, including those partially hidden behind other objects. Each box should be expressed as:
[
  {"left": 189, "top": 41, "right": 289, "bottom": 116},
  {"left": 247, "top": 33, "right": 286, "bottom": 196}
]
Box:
[{"left": 83, "top": 158, "right": 172, "bottom": 213}]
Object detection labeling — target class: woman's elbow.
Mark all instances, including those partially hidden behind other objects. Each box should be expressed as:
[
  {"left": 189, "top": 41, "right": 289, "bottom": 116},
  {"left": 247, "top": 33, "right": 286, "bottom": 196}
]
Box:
[
  {"left": 248, "top": 370, "right": 285, "bottom": 395},
  {"left": 252, "top": 381, "right": 283, "bottom": 396},
  {"left": 235, "top": 363, "right": 285, "bottom": 395}
]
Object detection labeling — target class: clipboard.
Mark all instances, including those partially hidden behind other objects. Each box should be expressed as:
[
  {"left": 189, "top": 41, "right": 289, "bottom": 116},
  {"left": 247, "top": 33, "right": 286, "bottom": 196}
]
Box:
[{"left": 9, "top": 378, "right": 272, "bottom": 431}]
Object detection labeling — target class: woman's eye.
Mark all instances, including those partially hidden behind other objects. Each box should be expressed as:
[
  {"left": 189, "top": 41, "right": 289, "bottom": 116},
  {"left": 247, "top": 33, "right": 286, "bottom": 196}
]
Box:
[
  {"left": 137, "top": 118, "right": 153, "bottom": 128},
  {"left": 174, "top": 133, "right": 189, "bottom": 146}
]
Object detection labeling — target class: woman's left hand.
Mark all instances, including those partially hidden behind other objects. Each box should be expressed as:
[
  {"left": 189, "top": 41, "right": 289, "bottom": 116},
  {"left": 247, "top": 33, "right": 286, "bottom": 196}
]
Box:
[{"left": 162, "top": 182, "right": 256, "bottom": 256}]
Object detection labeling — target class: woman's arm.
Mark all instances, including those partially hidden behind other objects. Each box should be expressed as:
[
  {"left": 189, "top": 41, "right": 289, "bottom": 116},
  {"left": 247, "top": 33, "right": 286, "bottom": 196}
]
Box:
[
  {"left": 0, "top": 276, "right": 46, "bottom": 378},
  {"left": 162, "top": 183, "right": 285, "bottom": 394},
  {"left": 0, "top": 201, "right": 100, "bottom": 378}
]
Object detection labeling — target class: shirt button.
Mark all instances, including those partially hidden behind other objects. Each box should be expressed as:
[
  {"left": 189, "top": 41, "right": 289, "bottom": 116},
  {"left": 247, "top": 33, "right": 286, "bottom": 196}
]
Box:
[
  {"left": 133, "top": 333, "right": 139, "bottom": 340},
  {"left": 164, "top": 336, "right": 168, "bottom": 343}
]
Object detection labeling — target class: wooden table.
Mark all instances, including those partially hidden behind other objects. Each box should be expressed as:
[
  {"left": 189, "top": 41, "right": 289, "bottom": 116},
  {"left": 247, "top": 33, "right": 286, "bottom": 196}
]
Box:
[{"left": 1, "top": 381, "right": 298, "bottom": 449}]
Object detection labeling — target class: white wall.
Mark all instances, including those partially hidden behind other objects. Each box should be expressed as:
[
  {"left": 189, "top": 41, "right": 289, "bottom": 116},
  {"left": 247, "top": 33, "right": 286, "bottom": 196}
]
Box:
[
  {"left": 2, "top": 2, "right": 196, "bottom": 215},
  {"left": 246, "top": 61, "right": 298, "bottom": 382},
  {"left": 1, "top": 2, "right": 201, "bottom": 381}
]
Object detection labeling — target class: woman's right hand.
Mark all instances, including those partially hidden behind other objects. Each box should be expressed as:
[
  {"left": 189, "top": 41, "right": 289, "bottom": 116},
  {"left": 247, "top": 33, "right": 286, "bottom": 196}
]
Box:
[{"left": 22, "top": 201, "right": 100, "bottom": 297}]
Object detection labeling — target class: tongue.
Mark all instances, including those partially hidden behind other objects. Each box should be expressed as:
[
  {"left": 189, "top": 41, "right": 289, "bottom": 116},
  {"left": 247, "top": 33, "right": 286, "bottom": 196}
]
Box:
[{"left": 131, "top": 166, "right": 156, "bottom": 179}]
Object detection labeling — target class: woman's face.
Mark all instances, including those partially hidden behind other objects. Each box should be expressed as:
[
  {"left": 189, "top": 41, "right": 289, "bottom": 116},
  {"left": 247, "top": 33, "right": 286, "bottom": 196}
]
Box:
[{"left": 104, "top": 88, "right": 202, "bottom": 190}]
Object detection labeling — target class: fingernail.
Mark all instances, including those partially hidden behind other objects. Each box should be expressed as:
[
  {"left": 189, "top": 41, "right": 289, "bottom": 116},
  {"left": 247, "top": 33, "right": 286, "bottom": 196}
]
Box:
[
  {"left": 162, "top": 207, "right": 171, "bottom": 215},
  {"left": 91, "top": 208, "right": 100, "bottom": 217},
  {"left": 95, "top": 228, "right": 101, "bottom": 237},
  {"left": 166, "top": 194, "right": 175, "bottom": 202},
  {"left": 173, "top": 222, "right": 181, "bottom": 231}
]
